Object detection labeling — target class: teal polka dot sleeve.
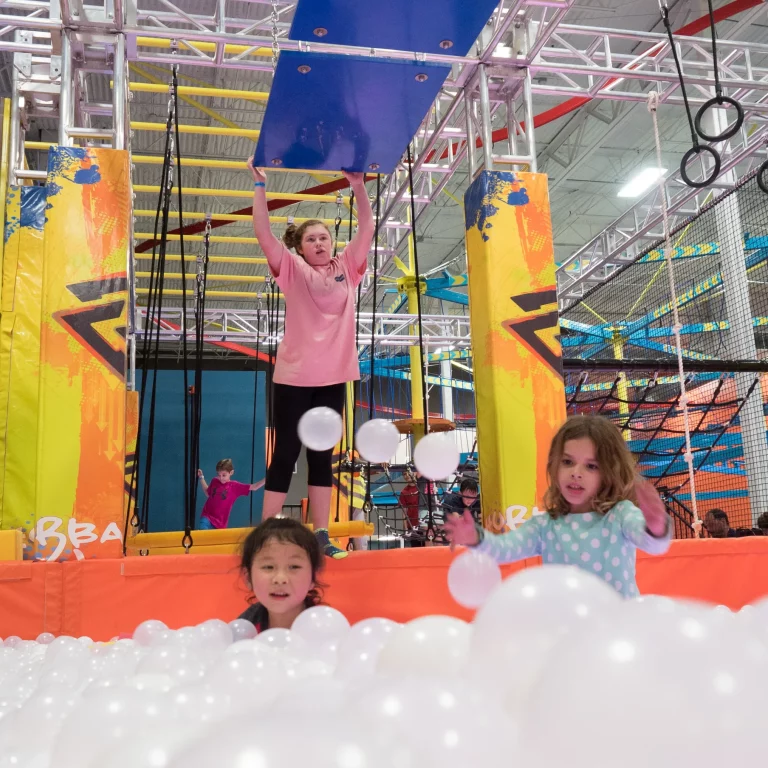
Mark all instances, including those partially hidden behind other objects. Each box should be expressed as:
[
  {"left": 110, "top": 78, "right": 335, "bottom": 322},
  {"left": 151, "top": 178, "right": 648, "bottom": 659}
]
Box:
[{"left": 474, "top": 500, "right": 671, "bottom": 598}]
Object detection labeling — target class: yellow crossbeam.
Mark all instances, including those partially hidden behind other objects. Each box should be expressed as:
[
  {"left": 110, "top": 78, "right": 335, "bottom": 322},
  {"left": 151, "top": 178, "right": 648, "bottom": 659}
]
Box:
[
  {"left": 134, "top": 254, "right": 267, "bottom": 265},
  {"left": 136, "top": 272, "right": 266, "bottom": 283},
  {"left": 133, "top": 185, "right": 347, "bottom": 203},
  {"left": 126, "top": 81, "right": 269, "bottom": 101}
]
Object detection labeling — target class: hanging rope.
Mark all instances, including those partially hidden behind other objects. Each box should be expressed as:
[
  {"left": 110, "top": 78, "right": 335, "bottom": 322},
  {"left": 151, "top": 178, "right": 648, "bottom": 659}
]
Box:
[
  {"left": 693, "top": 0, "right": 744, "bottom": 143},
  {"left": 405, "top": 143, "right": 436, "bottom": 534},
  {"left": 659, "top": 3, "right": 720, "bottom": 189},
  {"left": 124, "top": 71, "right": 176, "bottom": 551},
  {"left": 264, "top": 277, "right": 278, "bottom": 475},
  {"left": 184, "top": 215, "right": 210, "bottom": 551},
  {"left": 249, "top": 303, "right": 262, "bottom": 526},
  {"left": 169, "top": 63, "right": 195, "bottom": 554},
  {"left": 648, "top": 90, "right": 701, "bottom": 536},
  {"left": 362, "top": 173, "right": 382, "bottom": 519},
  {"left": 334, "top": 192, "right": 362, "bottom": 523}
]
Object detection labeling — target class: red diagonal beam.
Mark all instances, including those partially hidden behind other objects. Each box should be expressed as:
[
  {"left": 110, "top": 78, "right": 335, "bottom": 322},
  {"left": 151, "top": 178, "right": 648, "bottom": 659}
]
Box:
[
  {"left": 147, "top": 314, "right": 271, "bottom": 361},
  {"left": 433, "top": 0, "right": 761, "bottom": 162},
  {"left": 135, "top": 175, "right": 356, "bottom": 253}
]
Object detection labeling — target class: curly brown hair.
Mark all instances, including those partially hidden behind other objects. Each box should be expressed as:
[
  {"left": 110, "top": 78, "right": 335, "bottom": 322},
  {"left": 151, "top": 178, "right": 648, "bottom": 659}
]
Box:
[
  {"left": 283, "top": 219, "right": 332, "bottom": 255},
  {"left": 543, "top": 415, "right": 637, "bottom": 518}
]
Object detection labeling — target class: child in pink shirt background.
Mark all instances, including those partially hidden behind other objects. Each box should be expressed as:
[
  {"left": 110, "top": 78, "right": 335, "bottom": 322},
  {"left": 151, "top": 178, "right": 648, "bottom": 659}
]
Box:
[
  {"left": 248, "top": 156, "right": 374, "bottom": 560},
  {"left": 198, "top": 458, "right": 264, "bottom": 530}
]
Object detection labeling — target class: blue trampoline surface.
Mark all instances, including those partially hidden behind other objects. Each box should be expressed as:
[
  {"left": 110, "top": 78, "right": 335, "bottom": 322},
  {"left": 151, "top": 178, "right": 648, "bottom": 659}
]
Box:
[
  {"left": 289, "top": 0, "right": 499, "bottom": 57},
  {"left": 253, "top": 51, "right": 450, "bottom": 174}
]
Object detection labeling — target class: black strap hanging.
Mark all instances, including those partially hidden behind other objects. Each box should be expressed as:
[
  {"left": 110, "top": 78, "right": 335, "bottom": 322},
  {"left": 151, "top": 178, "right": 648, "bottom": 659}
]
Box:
[
  {"left": 362, "top": 173, "right": 382, "bottom": 518},
  {"left": 659, "top": 4, "right": 721, "bottom": 189},
  {"left": 405, "top": 143, "right": 436, "bottom": 536},
  {"left": 124, "top": 68, "right": 177, "bottom": 551},
  {"left": 693, "top": 0, "right": 744, "bottom": 143},
  {"left": 249, "top": 303, "right": 262, "bottom": 526}
]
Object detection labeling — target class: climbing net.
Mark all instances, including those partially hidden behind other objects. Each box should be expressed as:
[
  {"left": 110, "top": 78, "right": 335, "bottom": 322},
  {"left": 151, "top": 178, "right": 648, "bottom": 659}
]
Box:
[{"left": 560, "top": 157, "right": 768, "bottom": 534}]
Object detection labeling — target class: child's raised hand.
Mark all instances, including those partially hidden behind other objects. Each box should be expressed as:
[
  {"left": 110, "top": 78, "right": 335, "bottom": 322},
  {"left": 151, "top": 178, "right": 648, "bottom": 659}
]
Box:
[
  {"left": 692, "top": 519, "right": 704, "bottom": 537},
  {"left": 443, "top": 509, "right": 480, "bottom": 547},
  {"left": 197, "top": 469, "right": 204, "bottom": 478},
  {"left": 635, "top": 478, "right": 668, "bottom": 537}
]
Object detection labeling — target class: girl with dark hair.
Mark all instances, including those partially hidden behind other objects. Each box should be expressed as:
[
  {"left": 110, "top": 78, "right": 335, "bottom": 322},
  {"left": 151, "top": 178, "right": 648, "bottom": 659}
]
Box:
[
  {"left": 238, "top": 517, "right": 325, "bottom": 631},
  {"left": 248, "top": 157, "right": 375, "bottom": 560}
]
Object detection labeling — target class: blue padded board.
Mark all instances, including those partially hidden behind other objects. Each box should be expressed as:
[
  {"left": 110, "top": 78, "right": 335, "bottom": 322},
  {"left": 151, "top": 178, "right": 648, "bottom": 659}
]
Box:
[
  {"left": 289, "top": 0, "right": 500, "bottom": 57},
  {"left": 253, "top": 51, "right": 450, "bottom": 174}
]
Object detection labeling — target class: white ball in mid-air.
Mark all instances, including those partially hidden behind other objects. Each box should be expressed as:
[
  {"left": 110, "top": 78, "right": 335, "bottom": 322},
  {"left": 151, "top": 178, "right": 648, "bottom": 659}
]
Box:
[
  {"left": 297, "top": 407, "right": 343, "bottom": 452},
  {"left": 355, "top": 419, "right": 400, "bottom": 463},
  {"left": 414, "top": 432, "right": 460, "bottom": 480}
]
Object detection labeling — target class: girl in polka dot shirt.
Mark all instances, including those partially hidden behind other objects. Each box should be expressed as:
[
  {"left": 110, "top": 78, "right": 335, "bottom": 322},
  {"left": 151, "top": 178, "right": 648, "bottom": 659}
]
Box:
[{"left": 444, "top": 415, "right": 672, "bottom": 598}]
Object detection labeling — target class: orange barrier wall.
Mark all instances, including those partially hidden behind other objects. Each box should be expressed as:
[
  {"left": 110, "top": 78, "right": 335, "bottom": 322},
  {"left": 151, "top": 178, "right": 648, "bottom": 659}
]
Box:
[{"left": 1, "top": 540, "right": 767, "bottom": 640}]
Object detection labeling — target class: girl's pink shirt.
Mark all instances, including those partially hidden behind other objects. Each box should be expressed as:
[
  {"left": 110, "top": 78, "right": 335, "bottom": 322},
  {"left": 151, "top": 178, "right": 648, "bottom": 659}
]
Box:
[{"left": 271, "top": 241, "right": 368, "bottom": 387}]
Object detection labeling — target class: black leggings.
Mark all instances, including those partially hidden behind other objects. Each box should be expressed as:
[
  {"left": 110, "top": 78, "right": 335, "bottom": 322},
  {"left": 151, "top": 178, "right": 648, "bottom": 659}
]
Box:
[{"left": 265, "top": 383, "right": 346, "bottom": 494}]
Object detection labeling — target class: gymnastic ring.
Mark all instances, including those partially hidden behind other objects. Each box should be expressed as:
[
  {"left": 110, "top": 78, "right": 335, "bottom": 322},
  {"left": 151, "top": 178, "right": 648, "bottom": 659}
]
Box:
[
  {"left": 757, "top": 159, "right": 768, "bottom": 195},
  {"left": 679, "top": 144, "right": 721, "bottom": 189},
  {"left": 694, "top": 95, "right": 744, "bottom": 143}
]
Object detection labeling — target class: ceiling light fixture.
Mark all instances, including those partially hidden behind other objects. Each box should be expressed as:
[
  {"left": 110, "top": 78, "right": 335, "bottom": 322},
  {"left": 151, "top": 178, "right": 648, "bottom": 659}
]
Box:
[{"left": 617, "top": 167, "right": 667, "bottom": 198}]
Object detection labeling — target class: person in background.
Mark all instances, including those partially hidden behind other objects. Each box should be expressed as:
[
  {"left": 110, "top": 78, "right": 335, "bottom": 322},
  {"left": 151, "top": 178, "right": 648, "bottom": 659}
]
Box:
[
  {"left": 756, "top": 512, "right": 768, "bottom": 536},
  {"left": 441, "top": 477, "right": 481, "bottom": 523},
  {"left": 399, "top": 470, "right": 421, "bottom": 532},
  {"left": 697, "top": 508, "right": 757, "bottom": 538},
  {"left": 198, "top": 459, "right": 264, "bottom": 530}
]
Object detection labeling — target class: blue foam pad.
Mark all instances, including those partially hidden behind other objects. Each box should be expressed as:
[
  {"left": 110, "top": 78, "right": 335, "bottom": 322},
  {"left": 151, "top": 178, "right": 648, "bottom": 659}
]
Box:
[
  {"left": 289, "top": 0, "right": 499, "bottom": 57},
  {"left": 253, "top": 51, "right": 450, "bottom": 174}
]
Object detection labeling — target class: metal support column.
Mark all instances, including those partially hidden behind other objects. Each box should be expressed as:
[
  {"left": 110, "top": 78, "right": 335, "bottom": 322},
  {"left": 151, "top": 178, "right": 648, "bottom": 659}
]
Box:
[
  {"left": 477, "top": 65, "right": 495, "bottom": 172},
  {"left": 441, "top": 356, "right": 454, "bottom": 422},
  {"left": 112, "top": 33, "right": 127, "bottom": 149},
  {"left": 523, "top": 69, "right": 537, "bottom": 172},
  {"left": 706, "top": 103, "right": 768, "bottom": 523},
  {"left": 464, "top": 92, "right": 477, "bottom": 179},
  {"left": 9, "top": 50, "right": 22, "bottom": 186},
  {"left": 58, "top": 32, "right": 73, "bottom": 148}
]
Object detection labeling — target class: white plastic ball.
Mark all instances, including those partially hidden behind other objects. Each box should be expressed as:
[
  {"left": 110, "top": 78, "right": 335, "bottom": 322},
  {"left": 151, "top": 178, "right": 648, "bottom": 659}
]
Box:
[
  {"left": 377, "top": 615, "right": 471, "bottom": 677},
  {"left": 297, "top": 407, "right": 343, "bottom": 451},
  {"left": 355, "top": 419, "right": 400, "bottom": 463},
  {"left": 36, "top": 632, "right": 56, "bottom": 645},
  {"left": 291, "top": 606, "right": 350, "bottom": 648},
  {"left": 132, "top": 620, "right": 169, "bottom": 647},
  {"left": 229, "top": 619, "right": 258, "bottom": 642},
  {"left": 471, "top": 564, "right": 620, "bottom": 716},
  {"left": 520, "top": 597, "right": 768, "bottom": 768},
  {"left": 193, "top": 618, "right": 233, "bottom": 650},
  {"left": 413, "top": 433, "right": 460, "bottom": 480},
  {"left": 448, "top": 550, "right": 502, "bottom": 609},
  {"left": 255, "top": 629, "right": 308, "bottom": 655},
  {"left": 349, "top": 677, "right": 513, "bottom": 768},
  {"left": 335, "top": 618, "right": 401, "bottom": 681}
]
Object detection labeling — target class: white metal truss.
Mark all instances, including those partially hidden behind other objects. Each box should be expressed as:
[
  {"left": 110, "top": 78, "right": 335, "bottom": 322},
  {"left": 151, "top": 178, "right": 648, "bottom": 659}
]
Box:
[
  {"left": 139, "top": 309, "right": 472, "bottom": 347},
  {"left": 4, "top": 0, "right": 768, "bottom": 313},
  {"left": 556, "top": 116, "right": 768, "bottom": 308}
]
